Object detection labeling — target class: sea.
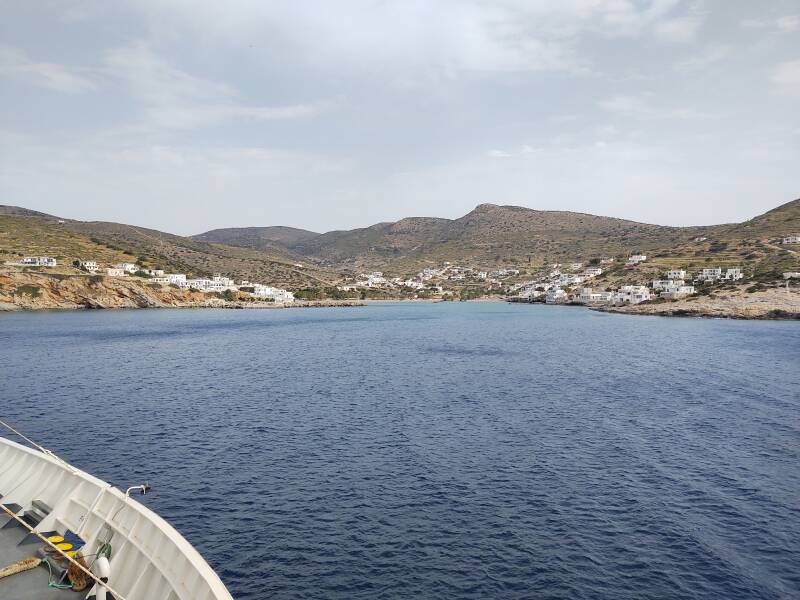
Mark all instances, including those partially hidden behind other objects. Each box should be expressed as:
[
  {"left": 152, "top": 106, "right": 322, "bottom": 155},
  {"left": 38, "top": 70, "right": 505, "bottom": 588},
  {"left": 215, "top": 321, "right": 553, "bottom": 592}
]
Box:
[{"left": 1, "top": 302, "right": 799, "bottom": 599}]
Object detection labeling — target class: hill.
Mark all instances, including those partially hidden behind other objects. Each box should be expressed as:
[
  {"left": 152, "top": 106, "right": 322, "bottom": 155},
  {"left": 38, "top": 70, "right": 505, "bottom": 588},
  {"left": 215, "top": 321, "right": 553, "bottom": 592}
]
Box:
[
  {"left": 194, "top": 225, "right": 319, "bottom": 250},
  {"left": 0, "top": 210, "right": 343, "bottom": 289}
]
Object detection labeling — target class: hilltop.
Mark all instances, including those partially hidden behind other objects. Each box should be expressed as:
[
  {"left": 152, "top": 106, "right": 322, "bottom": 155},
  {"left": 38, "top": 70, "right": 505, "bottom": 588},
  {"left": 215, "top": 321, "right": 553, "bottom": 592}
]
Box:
[{"left": 193, "top": 199, "right": 800, "bottom": 275}]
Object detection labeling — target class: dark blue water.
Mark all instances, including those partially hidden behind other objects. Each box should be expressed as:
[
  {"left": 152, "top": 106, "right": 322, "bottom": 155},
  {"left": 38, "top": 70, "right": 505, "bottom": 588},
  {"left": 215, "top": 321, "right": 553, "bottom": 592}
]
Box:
[{"left": 1, "top": 303, "right": 799, "bottom": 599}]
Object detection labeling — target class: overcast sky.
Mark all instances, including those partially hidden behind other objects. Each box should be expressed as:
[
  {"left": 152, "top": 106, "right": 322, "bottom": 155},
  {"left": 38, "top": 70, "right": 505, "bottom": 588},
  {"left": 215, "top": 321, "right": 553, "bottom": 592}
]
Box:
[{"left": 1, "top": 1, "right": 799, "bottom": 235}]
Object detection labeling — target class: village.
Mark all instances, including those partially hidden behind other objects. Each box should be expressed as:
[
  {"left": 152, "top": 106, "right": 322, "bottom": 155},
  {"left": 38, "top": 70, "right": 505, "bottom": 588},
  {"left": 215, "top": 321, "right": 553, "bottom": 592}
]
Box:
[
  {"left": 9, "top": 232, "right": 800, "bottom": 310},
  {"left": 11, "top": 256, "right": 295, "bottom": 303}
]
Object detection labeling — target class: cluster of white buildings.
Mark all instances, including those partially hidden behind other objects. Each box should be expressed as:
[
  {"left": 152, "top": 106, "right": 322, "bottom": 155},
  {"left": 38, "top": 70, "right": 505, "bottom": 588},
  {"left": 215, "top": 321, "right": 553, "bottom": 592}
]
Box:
[
  {"left": 342, "top": 262, "right": 522, "bottom": 294},
  {"left": 19, "top": 256, "right": 58, "bottom": 267},
  {"left": 514, "top": 259, "right": 751, "bottom": 307},
  {"left": 74, "top": 260, "right": 295, "bottom": 302}
]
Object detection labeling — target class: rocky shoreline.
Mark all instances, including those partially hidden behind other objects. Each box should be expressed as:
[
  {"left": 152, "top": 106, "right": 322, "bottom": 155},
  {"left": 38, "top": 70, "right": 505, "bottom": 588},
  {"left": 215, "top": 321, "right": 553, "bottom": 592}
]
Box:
[
  {"left": 0, "top": 269, "right": 363, "bottom": 312},
  {"left": 592, "top": 287, "right": 800, "bottom": 320}
]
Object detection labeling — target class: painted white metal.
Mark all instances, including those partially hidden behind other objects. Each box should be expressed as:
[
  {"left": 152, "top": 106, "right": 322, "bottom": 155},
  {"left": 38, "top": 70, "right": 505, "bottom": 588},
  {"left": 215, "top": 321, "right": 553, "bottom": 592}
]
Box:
[{"left": 0, "top": 437, "right": 234, "bottom": 600}]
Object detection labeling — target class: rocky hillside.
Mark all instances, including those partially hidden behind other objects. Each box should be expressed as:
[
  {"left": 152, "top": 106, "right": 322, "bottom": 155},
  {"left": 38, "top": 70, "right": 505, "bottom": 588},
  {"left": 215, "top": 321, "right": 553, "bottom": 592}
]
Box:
[
  {"left": 0, "top": 210, "right": 344, "bottom": 289},
  {"left": 194, "top": 225, "right": 319, "bottom": 250},
  {"left": 193, "top": 199, "right": 800, "bottom": 274}
]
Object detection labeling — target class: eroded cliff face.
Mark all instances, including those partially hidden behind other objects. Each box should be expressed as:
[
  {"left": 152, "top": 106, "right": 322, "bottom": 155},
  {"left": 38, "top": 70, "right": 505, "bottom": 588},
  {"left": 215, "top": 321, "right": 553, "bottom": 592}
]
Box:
[{"left": 0, "top": 269, "right": 210, "bottom": 310}]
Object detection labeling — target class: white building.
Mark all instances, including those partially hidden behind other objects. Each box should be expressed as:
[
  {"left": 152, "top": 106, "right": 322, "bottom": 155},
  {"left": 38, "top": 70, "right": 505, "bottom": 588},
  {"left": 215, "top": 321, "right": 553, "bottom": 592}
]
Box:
[
  {"left": 723, "top": 268, "right": 744, "bottom": 281},
  {"left": 615, "top": 285, "right": 651, "bottom": 305},
  {"left": 252, "top": 285, "right": 295, "bottom": 302},
  {"left": 666, "top": 269, "right": 686, "bottom": 280},
  {"left": 583, "top": 267, "right": 603, "bottom": 277},
  {"left": 782, "top": 235, "right": 800, "bottom": 244},
  {"left": 576, "top": 287, "right": 613, "bottom": 304},
  {"left": 599, "top": 257, "right": 615, "bottom": 264},
  {"left": 627, "top": 255, "right": 647, "bottom": 265},
  {"left": 546, "top": 287, "right": 567, "bottom": 304},
  {"left": 114, "top": 262, "right": 138, "bottom": 273},
  {"left": 105, "top": 268, "right": 126, "bottom": 277},
  {"left": 150, "top": 276, "right": 171, "bottom": 284},
  {"left": 652, "top": 279, "right": 683, "bottom": 291},
  {"left": 166, "top": 274, "right": 186, "bottom": 285},
  {"left": 569, "top": 262, "right": 583, "bottom": 271},
  {"left": 783, "top": 272, "right": 800, "bottom": 279},
  {"left": 78, "top": 260, "right": 99, "bottom": 272},
  {"left": 661, "top": 284, "right": 695, "bottom": 299},
  {"left": 697, "top": 267, "right": 722, "bottom": 281},
  {"left": 143, "top": 268, "right": 165, "bottom": 277},
  {"left": 21, "top": 256, "right": 57, "bottom": 267}
]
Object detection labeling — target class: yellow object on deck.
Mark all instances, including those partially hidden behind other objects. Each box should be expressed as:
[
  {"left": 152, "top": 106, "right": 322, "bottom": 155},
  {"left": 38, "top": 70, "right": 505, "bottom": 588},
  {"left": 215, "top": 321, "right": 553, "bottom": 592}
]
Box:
[{"left": 46, "top": 535, "right": 64, "bottom": 543}]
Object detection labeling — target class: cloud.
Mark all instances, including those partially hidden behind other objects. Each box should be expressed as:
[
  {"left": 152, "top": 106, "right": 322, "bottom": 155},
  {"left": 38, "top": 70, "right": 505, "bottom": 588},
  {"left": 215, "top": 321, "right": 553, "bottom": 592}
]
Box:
[
  {"left": 105, "top": 43, "right": 333, "bottom": 129},
  {"left": 674, "top": 44, "right": 731, "bottom": 72},
  {"left": 654, "top": 14, "right": 703, "bottom": 42},
  {"left": 0, "top": 45, "right": 96, "bottom": 93},
  {"left": 598, "top": 93, "right": 711, "bottom": 120},
  {"left": 741, "top": 14, "right": 799, "bottom": 33},
  {"left": 770, "top": 59, "right": 800, "bottom": 95}
]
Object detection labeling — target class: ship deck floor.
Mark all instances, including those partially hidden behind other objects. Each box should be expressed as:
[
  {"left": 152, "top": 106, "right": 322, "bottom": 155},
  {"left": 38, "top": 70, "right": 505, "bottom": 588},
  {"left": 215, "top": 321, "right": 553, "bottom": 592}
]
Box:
[{"left": 0, "top": 518, "right": 75, "bottom": 600}]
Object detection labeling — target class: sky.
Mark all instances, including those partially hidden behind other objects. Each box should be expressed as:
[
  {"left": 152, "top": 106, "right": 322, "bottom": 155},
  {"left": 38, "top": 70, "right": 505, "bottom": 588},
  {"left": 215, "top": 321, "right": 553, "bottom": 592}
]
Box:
[{"left": 1, "top": 1, "right": 799, "bottom": 235}]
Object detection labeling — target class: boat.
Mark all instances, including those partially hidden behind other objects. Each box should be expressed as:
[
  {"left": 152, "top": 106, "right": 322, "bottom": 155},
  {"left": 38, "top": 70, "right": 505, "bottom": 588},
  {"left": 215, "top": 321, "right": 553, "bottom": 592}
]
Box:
[{"left": 0, "top": 422, "right": 234, "bottom": 600}]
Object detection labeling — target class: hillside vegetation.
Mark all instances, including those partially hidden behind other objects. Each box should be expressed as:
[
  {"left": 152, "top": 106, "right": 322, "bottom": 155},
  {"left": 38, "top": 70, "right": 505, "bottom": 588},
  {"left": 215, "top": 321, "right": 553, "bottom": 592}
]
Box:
[{"left": 194, "top": 199, "right": 800, "bottom": 277}]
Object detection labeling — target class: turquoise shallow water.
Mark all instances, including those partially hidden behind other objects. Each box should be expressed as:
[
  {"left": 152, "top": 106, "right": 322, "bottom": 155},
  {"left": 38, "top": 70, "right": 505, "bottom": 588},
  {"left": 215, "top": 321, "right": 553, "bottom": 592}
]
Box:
[{"left": 1, "top": 303, "right": 799, "bottom": 599}]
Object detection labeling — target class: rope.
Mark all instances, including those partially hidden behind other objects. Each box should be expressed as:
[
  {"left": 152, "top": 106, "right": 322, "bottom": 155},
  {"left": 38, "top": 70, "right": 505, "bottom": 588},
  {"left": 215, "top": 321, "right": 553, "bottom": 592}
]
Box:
[
  {"left": 1, "top": 501, "right": 128, "bottom": 600},
  {"left": 41, "top": 557, "right": 73, "bottom": 590},
  {"left": 0, "top": 420, "right": 75, "bottom": 472}
]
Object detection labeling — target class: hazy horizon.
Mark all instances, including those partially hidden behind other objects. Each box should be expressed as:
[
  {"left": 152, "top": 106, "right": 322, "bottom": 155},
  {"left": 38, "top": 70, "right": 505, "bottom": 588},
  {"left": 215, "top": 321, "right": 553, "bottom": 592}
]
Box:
[{"left": 2, "top": 1, "right": 799, "bottom": 235}]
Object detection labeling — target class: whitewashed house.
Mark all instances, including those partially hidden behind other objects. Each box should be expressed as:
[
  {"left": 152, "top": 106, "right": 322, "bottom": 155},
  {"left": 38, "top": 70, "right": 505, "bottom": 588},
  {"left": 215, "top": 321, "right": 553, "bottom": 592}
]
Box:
[
  {"left": 150, "top": 276, "right": 171, "bottom": 284},
  {"left": 698, "top": 267, "right": 722, "bottom": 281},
  {"left": 22, "top": 256, "right": 57, "bottom": 267},
  {"left": 584, "top": 267, "right": 603, "bottom": 277},
  {"left": 652, "top": 279, "right": 681, "bottom": 291},
  {"left": 627, "top": 255, "right": 647, "bottom": 265},
  {"left": 723, "top": 268, "right": 744, "bottom": 281},
  {"left": 600, "top": 257, "right": 615, "bottom": 264},
  {"left": 546, "top": 287, "right": 567, "bottom": 304},
  {"left": 252, "top": 285, "right": 294, "bottom": 302},
  {"left": 78, "top": 260, "right": 99, "bottom": 272},
  {"left": 782, "top": 235, "right": 800, "bottom": 244},
  {"left": 143, "top": 268, "right": 165, "bottom": 277},
  {"left": 105, "top": 268, "right": 126, "bottom": 277},
  {"left": 661, "top": 284, "right": 695, "bottom": 299},
  {"left": 166, "top": 274, "right": 186, "bottom": 285},
  {"left": 114, "top": 262, "right": 138, "bottom": 273},
  {"left": 783, "top": 272, "right": 800, "bottom": 279},
  {"left": 666, "top": 269, "right": 686, "bottom": 280},
  {"left": 615, "top": 285, "right": 651, "bottom": 305},
  {"left": 577, "top": 288, "right": 613, "bottom": 304}
]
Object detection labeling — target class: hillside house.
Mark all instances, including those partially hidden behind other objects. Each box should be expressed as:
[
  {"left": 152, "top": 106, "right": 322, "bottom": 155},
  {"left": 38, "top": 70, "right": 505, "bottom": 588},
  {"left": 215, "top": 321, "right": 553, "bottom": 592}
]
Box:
[
  {"left": 105, "top": 268, "right": 125, "bottom": 277},
  {"left": 784, "top": 272, "right": 800, "bottom": 279},
  {"left": 143, "top": 269, "right": 165, "bottom": 277},
  {"left": 166, "top": 274, "right": 186, "bottom": 285},
  {"left": 723, "top": 268, "right": 744, "bottom": 281},
  {"left": 22, "top": 256, "right": 57, "bottom": 267},
  {"left": 584, "top": 267, "right": 603, "bottom": 277},
  {"left": 666, "top": 269, "right": 686, "bottom": 280},
  {"left": 659, "top": 283, "right": 695, "bottom": 299},
  {"left": 697, "top": 267, "right": 722, "bottom": 281},
  {"left": 782, "top": 235, "right": 800, "bottom": 244},
  {"left": 114, "top": 262, "right": 138, "bottom": 273},
  {"left": 78, "top": 260, "right": 99, "bottom": 272},
  {"left": 615, "top": 285, "right": 651, "bottom": 305},
  {"left": 252, "top": 285, "right": 294, "bottom": 302},
  {"left": 546, "top": 287, "right": 567, "bottom": 304},
  {"left": 576, "top": 288, "right": 613, "bottom": 304},
  {"left": 626, "top": 255, "right": 647, "bottom": 265}
]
